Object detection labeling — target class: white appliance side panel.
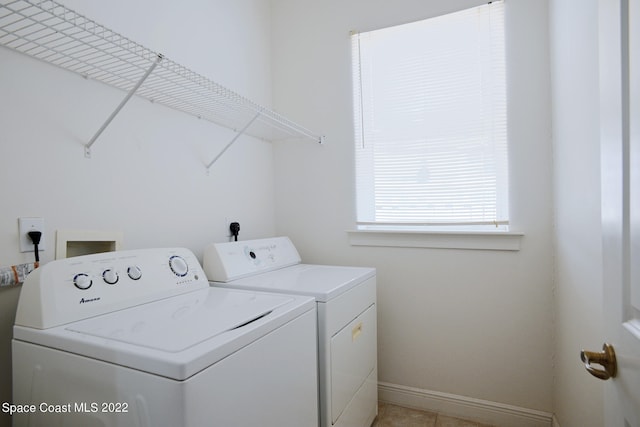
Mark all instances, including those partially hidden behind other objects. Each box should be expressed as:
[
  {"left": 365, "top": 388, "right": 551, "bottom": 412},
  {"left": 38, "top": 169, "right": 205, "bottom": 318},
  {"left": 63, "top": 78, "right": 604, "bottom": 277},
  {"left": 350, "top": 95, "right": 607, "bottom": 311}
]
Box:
[
  {"left": 330, "top": 304, "right": 377, "bottom": 424},
  {"left": 12, "top": 340, "right": 185, "bottom": 427},
  {"left": 184, "top": 308, "right": 319, "bottom": 427}
]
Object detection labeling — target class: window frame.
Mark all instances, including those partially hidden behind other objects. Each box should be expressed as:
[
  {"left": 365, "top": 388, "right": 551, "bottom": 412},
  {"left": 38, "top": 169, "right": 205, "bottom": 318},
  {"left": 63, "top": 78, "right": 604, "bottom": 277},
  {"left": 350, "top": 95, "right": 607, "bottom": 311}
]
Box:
[{"left": 350, "top": 1, "right": 514, "bottom": 249}]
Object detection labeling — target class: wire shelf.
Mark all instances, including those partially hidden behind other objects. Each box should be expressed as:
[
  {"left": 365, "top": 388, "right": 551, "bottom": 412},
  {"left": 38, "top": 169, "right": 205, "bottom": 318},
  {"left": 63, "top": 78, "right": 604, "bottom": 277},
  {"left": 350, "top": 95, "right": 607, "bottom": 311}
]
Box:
[{"left": 0, "top": 0, "right": 323, "bottom": 162}]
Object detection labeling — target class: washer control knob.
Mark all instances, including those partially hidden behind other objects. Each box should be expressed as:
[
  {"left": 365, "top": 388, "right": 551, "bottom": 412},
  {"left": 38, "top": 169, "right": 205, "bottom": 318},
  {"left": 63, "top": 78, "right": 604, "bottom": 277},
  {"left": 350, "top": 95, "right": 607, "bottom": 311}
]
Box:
[
  {"left": 169, "top": 255, "right": 188, "bottom": 277},
  {"left": 102, "top": 269, "right": 119, "bottom": 285},
  {"left": 127, "top": 266, "right": 142, "bottom": 280},
  {"left": 73, "top": 273, "right": 92, "bottom": 290}
]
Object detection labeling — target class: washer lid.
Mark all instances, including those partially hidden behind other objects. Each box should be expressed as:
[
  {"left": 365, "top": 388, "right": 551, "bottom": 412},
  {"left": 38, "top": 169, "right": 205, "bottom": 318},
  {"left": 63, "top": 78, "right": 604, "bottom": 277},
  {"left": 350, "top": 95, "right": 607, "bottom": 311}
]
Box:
[
  {"left": 13, "top": 287, "right": 315, "bottom": 380},
  {"left": 66, "top": 287, "right": 291, "bottom": 352},
  {"left": 216, "top": 264, "right": 376, "bottom": 302}
]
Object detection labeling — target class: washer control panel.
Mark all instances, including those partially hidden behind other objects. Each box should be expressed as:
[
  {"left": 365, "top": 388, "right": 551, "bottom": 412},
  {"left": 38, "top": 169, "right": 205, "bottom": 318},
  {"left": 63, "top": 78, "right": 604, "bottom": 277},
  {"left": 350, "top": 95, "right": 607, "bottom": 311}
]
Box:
[
  {"left": 68, "top": 254, "right": 192, "bottom": 291},
  {"left": 15, "top": 248, "right": 208, "bottom": 329}
]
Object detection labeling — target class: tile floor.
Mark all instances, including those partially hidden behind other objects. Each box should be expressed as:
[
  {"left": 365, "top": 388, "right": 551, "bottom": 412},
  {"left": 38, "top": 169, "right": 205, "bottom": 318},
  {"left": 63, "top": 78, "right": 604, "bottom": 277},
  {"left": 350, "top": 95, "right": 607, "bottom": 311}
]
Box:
[{"left": 373, "top": 402, "right": 497, "bottom": 427}]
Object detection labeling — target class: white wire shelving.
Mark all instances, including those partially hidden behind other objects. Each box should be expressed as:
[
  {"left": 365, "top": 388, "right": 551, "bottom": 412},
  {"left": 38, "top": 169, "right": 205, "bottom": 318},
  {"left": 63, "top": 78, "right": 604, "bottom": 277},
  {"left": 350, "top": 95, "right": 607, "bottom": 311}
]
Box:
[{"left": 0, "top": 0, "right": 323, "bottom": 169}]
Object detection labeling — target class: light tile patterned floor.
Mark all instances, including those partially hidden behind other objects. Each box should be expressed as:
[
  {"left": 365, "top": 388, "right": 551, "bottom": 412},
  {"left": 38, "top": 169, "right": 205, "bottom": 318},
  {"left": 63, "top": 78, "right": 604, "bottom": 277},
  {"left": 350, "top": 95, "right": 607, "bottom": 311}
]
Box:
[{"left": 373, "top": 403, "right": 497, "bottom": 427}]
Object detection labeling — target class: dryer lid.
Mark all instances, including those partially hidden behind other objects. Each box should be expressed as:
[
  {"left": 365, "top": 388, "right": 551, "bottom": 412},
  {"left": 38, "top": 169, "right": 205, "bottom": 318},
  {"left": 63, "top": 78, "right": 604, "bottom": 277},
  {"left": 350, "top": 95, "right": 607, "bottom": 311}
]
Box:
[{"left": 218, "top": 264, "right": 376, "bottom": 302}]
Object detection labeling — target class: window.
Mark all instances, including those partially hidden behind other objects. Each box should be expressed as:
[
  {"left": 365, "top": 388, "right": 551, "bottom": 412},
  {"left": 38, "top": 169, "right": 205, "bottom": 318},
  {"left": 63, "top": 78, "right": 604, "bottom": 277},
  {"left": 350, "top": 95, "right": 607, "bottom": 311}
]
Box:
[{"left": 352, "top": 1, "right": 508, "bottom": 232}]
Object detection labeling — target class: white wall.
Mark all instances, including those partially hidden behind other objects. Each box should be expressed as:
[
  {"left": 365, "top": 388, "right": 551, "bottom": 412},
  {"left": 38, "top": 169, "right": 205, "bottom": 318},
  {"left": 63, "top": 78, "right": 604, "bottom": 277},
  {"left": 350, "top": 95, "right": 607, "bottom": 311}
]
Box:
[
  {"left": 549, "top": 0, "right": 605, "bottom": 425},
  {"left": 0, "top": 2, "right": 275, "bottom": 425},
  {"left": 271, "top": 0, "right": 554, "bottom": 418}
]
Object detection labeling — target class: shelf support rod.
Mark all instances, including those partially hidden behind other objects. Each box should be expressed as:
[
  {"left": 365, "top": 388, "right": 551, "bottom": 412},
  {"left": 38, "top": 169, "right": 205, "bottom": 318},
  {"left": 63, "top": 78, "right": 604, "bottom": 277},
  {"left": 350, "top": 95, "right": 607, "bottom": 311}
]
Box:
[
  {"left": 206, "top": 112, "right": 261, "bottom": 172},
  {"left": 85, "top": 54, "right": 164, "bottom": 158}
]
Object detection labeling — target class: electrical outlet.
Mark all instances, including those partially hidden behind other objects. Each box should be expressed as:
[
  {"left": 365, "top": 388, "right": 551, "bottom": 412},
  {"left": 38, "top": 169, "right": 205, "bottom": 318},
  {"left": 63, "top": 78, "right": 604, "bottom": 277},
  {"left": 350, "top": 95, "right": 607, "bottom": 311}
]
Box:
[{"left": 19, "top": 217, "right": 45, "bottom": 253}]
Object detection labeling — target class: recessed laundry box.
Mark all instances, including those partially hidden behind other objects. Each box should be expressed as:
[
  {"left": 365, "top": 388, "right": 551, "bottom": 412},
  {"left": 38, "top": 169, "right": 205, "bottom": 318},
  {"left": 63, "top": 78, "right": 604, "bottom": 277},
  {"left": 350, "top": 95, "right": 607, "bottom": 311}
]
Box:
[{"left": 204, "top": 236, "right": 378, "bottom": 427}]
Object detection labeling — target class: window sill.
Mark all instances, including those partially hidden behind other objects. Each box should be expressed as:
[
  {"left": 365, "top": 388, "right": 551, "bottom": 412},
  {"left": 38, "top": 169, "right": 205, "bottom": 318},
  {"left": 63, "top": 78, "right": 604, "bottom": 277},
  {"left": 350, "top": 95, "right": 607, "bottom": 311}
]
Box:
[{"left": 347, "top": 229, "right": 523, "bottom": 251}]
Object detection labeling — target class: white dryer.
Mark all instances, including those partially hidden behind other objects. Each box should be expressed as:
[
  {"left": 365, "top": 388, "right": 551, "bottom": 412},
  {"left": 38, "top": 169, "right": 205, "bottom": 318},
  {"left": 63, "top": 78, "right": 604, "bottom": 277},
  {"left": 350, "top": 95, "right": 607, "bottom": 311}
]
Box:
[
  {"left": 203, "top": 237, "right": 377, "bottom": 427},
  {"left": 12, "top": 247, "right": 318, "bottom": 427}
]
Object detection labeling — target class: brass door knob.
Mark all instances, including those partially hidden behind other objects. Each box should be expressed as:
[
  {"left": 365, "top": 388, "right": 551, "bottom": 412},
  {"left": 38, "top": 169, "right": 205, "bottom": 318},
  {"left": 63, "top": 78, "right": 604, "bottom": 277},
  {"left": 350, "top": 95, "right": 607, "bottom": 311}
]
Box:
[{"left": 580, "top": 343, "right": 617, "bottom": 380}]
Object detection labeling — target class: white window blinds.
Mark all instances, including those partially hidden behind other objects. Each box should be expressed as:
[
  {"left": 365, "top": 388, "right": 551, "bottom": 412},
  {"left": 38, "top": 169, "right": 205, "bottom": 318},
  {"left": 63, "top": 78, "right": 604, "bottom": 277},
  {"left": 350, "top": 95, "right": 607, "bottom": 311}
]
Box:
[{"left": 352, "top": 1, "right": 508, "bottom": 231}]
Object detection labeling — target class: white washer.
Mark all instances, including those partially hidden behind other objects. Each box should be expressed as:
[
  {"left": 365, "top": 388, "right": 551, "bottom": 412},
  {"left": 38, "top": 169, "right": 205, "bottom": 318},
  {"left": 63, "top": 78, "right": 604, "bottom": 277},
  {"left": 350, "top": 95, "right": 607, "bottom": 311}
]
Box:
[
  {"left": 12, "top": 247, "right": 318, "bottom": 427},
  {"left": 203, "top": 237, "right": 377, "bottom": 427}
]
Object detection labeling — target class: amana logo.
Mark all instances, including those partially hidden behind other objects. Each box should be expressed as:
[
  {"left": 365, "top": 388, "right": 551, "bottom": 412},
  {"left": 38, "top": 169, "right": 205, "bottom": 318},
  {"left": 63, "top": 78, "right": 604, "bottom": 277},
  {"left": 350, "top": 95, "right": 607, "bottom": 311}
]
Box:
[{"left": 79, "top": 297, "right": 101, "bottom": 304}]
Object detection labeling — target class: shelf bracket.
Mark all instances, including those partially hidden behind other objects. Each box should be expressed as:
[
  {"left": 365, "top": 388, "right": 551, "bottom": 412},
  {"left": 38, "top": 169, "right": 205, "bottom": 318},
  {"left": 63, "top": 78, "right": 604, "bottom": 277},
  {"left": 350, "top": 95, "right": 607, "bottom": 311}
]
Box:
[
  {"left": 206, "top": 112, "right": 261, "bottom": 173},
  {"left": 84, "top": 54, "right": 164, "bottom": 158}
]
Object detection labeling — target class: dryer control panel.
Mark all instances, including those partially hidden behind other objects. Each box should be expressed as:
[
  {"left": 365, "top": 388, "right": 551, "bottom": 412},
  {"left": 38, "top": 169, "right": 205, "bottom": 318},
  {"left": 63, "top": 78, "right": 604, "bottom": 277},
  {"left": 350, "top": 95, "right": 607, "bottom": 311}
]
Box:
[
  {"left": 203, "top": 237, "right": 301, "bottom": 282},
  {"left": 15, "top": 248, "right": 208, "bottom": 329}
]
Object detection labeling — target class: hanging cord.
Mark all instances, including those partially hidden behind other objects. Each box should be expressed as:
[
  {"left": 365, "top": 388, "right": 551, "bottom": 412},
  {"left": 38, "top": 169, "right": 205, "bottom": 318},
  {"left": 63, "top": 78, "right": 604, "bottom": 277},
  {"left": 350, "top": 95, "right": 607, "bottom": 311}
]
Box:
[
  {"left": 0, "top": 263, "right": 36, "bottom": 287},
  {"left": 28, "top": 231, "right": 42, "bottom": 268}
]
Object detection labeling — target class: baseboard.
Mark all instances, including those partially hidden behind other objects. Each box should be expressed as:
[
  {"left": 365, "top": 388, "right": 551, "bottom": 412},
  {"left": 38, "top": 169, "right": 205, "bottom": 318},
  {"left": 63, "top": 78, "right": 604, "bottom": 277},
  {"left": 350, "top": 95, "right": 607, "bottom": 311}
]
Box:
[{"left": 378, "top": 382, "right": 553, "bottom": 427}]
